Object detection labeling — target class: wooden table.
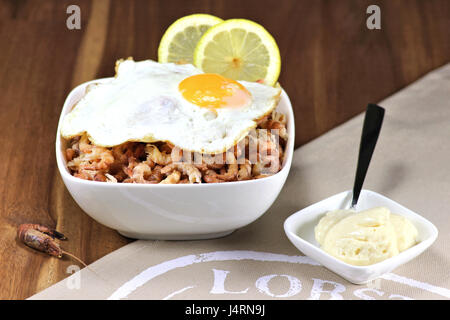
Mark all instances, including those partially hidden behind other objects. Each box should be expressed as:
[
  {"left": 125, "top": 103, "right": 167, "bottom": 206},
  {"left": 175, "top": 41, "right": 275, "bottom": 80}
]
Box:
[{"left": 0, "top": 0, "right": 448, "bottom": 299}]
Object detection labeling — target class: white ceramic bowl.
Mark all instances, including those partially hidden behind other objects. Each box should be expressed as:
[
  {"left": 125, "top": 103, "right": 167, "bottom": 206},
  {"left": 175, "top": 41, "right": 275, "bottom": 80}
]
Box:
[
  {"left": 56, "top": 79, "right": 295, "bottom": 240},
  {"left": 284, "top": 190, "right": 438, "bottom": 284}
]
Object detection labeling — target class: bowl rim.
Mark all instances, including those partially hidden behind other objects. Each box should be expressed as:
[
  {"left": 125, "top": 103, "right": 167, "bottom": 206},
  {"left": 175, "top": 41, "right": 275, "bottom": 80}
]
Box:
[
  {"left": 283, "top": 189, "right": 439, "bottom": 272},
  {"left": 55, "top": 78, "right": 295, "bottom": 188}
]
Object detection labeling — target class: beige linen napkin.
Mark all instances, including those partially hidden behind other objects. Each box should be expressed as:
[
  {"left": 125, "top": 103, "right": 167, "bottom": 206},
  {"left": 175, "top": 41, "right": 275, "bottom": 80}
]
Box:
[{"left": 31, "top": 63, "right": 450, "bottom": 300}]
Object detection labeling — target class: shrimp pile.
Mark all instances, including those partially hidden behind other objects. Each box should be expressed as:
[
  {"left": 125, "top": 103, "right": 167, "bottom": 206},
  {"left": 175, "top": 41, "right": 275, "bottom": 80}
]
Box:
[{"left": 65, "top": 111, "right": 288, "bottom": 184}]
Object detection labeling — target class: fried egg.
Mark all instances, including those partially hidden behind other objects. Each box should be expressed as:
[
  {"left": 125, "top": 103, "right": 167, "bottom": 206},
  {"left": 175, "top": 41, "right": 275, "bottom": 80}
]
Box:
[{"left": 60, "top": 59, "right": 281, "bottom": 154}]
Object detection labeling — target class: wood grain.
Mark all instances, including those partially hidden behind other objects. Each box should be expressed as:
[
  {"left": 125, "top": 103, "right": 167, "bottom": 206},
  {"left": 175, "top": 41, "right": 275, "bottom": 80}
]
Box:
[{"left": 0, "top": 0, "right": 448, "bottom": 299}]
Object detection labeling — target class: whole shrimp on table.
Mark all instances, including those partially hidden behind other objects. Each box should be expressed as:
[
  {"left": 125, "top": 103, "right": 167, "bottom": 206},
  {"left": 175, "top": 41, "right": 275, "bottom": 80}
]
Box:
[
  {"left": 17, "top": 223, "right": 87, "bottom": 266},
  {"left": 17, "top": 223, "right": 67, "bottom": 257}
]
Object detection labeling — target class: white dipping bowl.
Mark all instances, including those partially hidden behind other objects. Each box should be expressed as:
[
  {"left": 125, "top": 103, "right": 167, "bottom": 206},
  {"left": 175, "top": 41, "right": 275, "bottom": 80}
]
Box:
[
  {"left": 56, "top": 78, "right": 295, "bottom": 240},
  {"left": 284, "top": 190, "right": 438, "bottom": 284}
]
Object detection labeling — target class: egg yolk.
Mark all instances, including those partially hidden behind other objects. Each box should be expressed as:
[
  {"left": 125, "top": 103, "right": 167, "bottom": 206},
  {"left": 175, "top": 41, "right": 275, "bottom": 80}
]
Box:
[{"left": 179, "top": 73, "right": 251, "bottom": 109}]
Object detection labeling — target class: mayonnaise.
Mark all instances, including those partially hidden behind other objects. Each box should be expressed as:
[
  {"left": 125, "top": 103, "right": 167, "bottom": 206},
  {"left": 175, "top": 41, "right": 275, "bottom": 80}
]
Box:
[{"left": 314, "top": 207, "right": 418, "bottom": 266}]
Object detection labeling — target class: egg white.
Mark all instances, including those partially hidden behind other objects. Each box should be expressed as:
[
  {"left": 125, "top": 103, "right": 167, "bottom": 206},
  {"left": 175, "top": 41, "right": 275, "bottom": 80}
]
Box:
[{"left": 60, "top": 59, "right": 282, "bottom": 154}]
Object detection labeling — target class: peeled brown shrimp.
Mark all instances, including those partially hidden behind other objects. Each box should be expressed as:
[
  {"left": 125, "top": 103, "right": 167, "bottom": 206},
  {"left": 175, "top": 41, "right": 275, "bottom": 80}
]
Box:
[
  {"left": 105, "top": 173, "right": 118, "bottom": 183},
  {"left": 170, "top": 146, "right": 183, "bottom": 163},
  {"left": 161, "top": 163, "right": 202, "bottom": 183},
  {"left": 78, "top": 135, "right": 91, "bottom": 153},
  {"left": 237, "top": 159, "right": 252, "bottom": 181},
  {"left": 216, "top": 152, "right": 238, "bottom": 181},
  {"left": 69, "top": 134, "right": 114, "bottom": 171},
  {"left": 67, "top": 146, "right": 114, "bottom": 172},
  {"left": 123, "top": 158, "right": 152, "bottom": 183},
  {"left": 74, "top": 169, "right": 97, "bottom": 180},
  {"left": 252, "top": 155, "right": 280, "bottom": 175},
  {"left": 160, "top": 170, "right": 181, "bottom": 184},
  {"left": 257, "top": 129, "right": 280, "bottom": 156},
  {"left": 146, "top": 144, "right": 172, "bottom": 165},
  {"left": 259, "top": 120, "right": 288, "bottom": 141},
  {"left": 65, "top": 148, "right": 77, "bottom": 161},
  {"left": 203, "top": 169, "right": 225, "bottom": 183},
  {"left": 148, "top": 165, "right": 163, "bottom": 183},
  {"left": 92, "top": 148, "right": 115, "bottom": 170},
  {"left": 249, "top": 129, "right": 282, "bottom": 176},
  {"left": 132, "top": 163, "right": 152, "bottom": 182},
  {"left": 271, "top": 111, "right": 287, "bottom": 125}
]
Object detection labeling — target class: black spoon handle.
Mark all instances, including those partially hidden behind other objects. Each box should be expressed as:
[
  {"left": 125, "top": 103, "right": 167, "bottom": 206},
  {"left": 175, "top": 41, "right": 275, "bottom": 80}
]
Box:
[{"left": 351, "top": 104, "right": 385, "bottom": 208}]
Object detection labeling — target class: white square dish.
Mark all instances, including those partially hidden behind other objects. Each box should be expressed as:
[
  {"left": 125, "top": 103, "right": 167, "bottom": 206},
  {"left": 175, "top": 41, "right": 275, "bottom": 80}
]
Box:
[
  {"left": 56, "top": 78, "right": 295, "bottom": 240},
  {"left": 283, "top": 189, "right": 438, "bottom": 284}
]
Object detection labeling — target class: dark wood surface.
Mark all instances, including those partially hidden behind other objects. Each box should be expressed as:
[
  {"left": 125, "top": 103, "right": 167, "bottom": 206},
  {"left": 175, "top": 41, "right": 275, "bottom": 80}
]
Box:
[{"left": 0, "top": 0, "right": 448, "bottom": 299}]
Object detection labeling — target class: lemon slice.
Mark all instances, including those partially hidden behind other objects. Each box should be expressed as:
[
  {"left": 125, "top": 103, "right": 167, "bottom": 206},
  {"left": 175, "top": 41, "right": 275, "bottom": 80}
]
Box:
[
  {"left": 193, "top": 19, "right": 281, "bottom": 86},
  {"left": 158, "top": 14, "right": 223, "bottom": 64}
]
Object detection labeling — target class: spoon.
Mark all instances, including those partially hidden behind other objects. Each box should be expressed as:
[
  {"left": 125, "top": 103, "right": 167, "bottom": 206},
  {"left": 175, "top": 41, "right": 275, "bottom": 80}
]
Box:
[{"left": 350, "top": 103, "right": 385, "bottom": 209}]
